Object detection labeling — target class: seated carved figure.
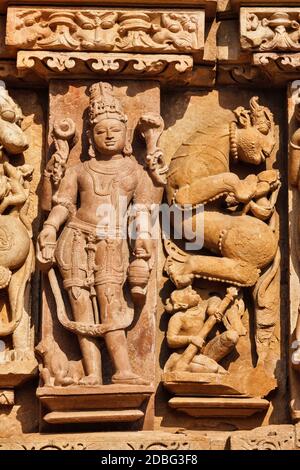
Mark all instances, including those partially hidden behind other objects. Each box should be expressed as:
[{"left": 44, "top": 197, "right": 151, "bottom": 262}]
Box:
[
  {"left": 164, "top": 286, "right": 240, "bottom": 375},
  {"left": 165, "top": 97, "right": 281, "bottom": 363},
  {"left": 38, "top": 82, "right": 156, "bottom": 386}
]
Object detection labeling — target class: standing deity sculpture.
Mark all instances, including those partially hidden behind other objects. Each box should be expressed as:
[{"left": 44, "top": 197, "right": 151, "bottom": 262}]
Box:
[{"left": 37, "top": 82, "right": 165, "bottom": 387}]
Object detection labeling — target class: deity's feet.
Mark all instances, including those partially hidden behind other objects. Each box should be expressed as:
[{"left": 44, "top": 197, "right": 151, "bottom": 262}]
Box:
[
  {"left": 112, "top": 371, "right": 149, "bottom": 385},
  {"left": 78, "top": 374, "right": 102, "bottom": 386}
]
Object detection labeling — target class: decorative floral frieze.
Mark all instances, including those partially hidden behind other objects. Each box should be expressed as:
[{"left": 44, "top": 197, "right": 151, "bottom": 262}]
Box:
[
  {"left": 240, "top": 8, "right": 300, "bottom": 51},
  {"left": 6, "top": 7, "right": 204, "bottom": 54}
]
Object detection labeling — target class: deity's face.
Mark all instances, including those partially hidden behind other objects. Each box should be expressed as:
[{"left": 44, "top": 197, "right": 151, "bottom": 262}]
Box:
[{"left": 92, "top": 118, "right": 127, "bottom": 157}]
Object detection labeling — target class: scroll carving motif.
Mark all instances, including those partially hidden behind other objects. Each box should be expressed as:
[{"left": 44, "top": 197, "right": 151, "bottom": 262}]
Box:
[
  {"left": 7, "top": 8, "right": 204, "bottom": 54},
  {"left": 16, "top": 51, "right": 194, "bottom": 85}
]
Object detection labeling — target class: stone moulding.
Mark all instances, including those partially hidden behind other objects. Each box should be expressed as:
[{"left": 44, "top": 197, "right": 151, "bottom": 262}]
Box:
[
  {"left": 252, "top": 52, "right": 300, "bottom": 84},
  {"left": 6, "top": 7, "right": 205, "bottom": 55},
  {"left": 240, "top": 8, "right": 300, "bottom": 52},
  {"left": 168, "top": 397, "right": 269, "bottom": 418},
  {"left": 230, "top": 425, "right": 296, "bottom": 450},
  {"left": 16, "top": 51, "right": 215, "bottom": 87},
  {"left": 0, "top": 1, "right": 218, "bottom": 19},
  {"left": 0, "top": 431, "right": 211, "bottom": 450},
  {"left": 0, "top": 426, "right": 299, "bottom": 449},
  {"left": 37, "top": 384, "right": 154, "bottom": 427}
]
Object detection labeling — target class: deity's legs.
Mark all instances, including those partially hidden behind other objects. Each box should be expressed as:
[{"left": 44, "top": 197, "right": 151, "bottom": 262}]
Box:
[
  {"left": 67, "top": 289, "right": 102, "bottom": 385},
  {"left": 55, "top": 226, "right": 102, "bottom": 384}
]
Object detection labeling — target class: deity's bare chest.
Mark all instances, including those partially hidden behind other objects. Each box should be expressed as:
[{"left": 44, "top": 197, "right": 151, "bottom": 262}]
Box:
[{"left": 80, "top": 159, "right": 138, "bottom": 201}]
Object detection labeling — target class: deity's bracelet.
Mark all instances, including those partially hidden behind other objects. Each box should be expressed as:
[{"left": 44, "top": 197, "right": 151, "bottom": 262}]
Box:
[{"left": 44, "top": 221, "right": 59, "bottom": 232}]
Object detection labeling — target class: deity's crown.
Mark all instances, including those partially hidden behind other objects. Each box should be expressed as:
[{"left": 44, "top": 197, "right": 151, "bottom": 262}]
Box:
[{"left": 89, "top": 82, "right": 127, "bottom": 125}]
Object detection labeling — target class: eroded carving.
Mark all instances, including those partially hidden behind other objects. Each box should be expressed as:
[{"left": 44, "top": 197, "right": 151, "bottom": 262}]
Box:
[
  {"left": 7, "top": 7, "right": 204, "bottom": 54},
  {"left": 230, "top": 425, "right": 295, "bottom": 450}
]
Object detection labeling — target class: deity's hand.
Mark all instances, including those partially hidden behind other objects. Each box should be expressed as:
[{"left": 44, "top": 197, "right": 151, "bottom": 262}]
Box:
[
  {"left": 37, "top": 225, "right": 57, "bottom": 266},
  {"left": 134, "top": 238, "right": 153, "bottom": 260}
]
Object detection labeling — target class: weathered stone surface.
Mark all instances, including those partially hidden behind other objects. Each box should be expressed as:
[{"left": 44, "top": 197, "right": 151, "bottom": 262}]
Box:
[
  {"left": 0, "top": 430, "right": 212, "bottom": 450},
  {"left": 230, "top": 425, "right": 296, "bottom": 450}
]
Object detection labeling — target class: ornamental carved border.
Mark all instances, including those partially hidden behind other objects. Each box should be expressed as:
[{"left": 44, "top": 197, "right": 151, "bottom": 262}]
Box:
[
  {"left": 6, "top": 7, "right": 205, "bottom": 55},
  {"left": 240, "top": 7, "right": 300, "bottom": 52},
  {"left": 15, "top": 51, "right": 214, "bottom": 87}
]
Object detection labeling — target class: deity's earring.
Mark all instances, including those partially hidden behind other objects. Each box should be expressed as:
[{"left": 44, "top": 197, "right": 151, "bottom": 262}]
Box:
[
  {"left": 123, "top": 141, "right": 132, "bottom": 157},
  {"left": 87, "top": 130, "right": 96, "bottom": 159}
]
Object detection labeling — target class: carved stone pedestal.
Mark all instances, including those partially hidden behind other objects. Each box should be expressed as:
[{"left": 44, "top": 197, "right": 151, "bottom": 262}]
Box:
[
  {"left": 38, "top": 382, "right": 153, "bottom": 426},
  {"left": 168, "top": 397, "right": 269, "bottom": 418},
  {"left": 163, "top": 371, "right": 270, "bottom": 418},
  {"left": 0, "top": 359, "right": 37, "bottom": 405},
  {"left": 163, "top": 371, "right": 248, "bottom": 396}
]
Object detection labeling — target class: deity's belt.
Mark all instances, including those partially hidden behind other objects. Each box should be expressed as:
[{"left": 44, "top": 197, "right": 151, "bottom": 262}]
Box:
[{"left": 67, "top": 216, "right": 125, "bottom": 240}]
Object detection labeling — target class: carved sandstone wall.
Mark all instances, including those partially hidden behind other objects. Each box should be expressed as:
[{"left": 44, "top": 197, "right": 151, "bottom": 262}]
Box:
[{"left": 0, "top": 0, "right": 298, "bottom": 450}]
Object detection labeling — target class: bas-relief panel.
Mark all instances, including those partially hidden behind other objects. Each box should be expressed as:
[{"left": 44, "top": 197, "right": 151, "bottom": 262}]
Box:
[{"left": 156, "top": 88, "right": 288, "bottom": 430}]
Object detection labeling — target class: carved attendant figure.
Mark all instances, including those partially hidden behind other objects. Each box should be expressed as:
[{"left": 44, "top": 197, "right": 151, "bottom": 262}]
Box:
[
  {"left": 164, "top": 286, "right": 240, "bottom": 375},
  {"left": 38, "top": 82, "right": 154, "bottom": 385}
]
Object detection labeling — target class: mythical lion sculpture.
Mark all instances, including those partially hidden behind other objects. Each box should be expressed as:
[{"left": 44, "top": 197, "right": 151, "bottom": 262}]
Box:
[
  {"left": 0, "top": 82, "right": 35, "bottom": 361},
  {"left": 164, "top": 96, "right": 280, "bottom": 364}
]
